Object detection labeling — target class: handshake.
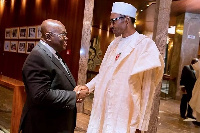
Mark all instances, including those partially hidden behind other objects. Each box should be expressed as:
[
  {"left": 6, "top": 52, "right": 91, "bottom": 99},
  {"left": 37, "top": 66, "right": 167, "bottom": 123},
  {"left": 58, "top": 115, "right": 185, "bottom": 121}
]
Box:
[{"left": 74, "top": 85, "right": 89, "bottom": 103}]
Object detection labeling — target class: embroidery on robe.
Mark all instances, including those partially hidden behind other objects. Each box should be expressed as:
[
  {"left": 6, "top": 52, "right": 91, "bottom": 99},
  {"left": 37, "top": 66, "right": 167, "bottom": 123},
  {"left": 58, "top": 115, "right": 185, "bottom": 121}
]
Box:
[{"left": 115, "top": 53, "right": 121, "bottom": 61}]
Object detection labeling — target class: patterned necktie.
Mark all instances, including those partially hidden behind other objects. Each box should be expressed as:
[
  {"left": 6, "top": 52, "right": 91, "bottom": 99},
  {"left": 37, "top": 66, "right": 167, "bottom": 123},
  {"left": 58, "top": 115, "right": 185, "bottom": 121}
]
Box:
[
  {"left": 55, "top": 52, "right": 71, "bottom": 77},
  {"left": 55, "top": 52, "right": 62, "bottom": 60}
]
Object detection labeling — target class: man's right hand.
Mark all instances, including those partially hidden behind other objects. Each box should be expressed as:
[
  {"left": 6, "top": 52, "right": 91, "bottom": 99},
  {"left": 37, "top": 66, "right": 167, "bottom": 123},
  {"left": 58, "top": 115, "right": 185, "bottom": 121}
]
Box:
[{"left": 74, "top": 85, "right": 89, "bottom": 103}]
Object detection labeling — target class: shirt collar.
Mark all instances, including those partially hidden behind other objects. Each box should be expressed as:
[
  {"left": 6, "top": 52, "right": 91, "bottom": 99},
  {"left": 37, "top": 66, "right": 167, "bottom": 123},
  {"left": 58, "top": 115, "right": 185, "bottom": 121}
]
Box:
[{"left": 40, "top": 40, "right": 57, "bottom": 58}]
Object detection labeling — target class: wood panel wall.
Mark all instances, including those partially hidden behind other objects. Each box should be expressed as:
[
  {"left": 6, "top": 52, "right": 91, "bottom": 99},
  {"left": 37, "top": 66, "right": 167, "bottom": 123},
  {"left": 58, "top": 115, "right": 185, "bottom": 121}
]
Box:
[
  {"left": 91, "top": 27, "right": 114, "bottom": 58},
  {"left": 0, "top": 0, "right": 85, "bottom": 82}
]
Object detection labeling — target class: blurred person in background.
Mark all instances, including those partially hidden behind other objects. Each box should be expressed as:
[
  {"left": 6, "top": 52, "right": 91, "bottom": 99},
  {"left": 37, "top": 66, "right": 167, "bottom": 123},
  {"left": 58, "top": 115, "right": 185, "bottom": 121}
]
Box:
[{"left": 180, "top": 58, "right": 198, "bottom": 119}]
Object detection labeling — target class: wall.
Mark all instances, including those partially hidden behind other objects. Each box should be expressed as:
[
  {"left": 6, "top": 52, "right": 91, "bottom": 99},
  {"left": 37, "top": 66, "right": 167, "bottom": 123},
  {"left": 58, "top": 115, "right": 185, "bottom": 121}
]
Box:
[
  {"left": 91, "top": 27, "right": 114, "bottom": 59},
  {"left": 169, "top": 13, "right": 200, "bottom": 99},
  {"left": 0, "top": 0, "right": 85, "bottom": 81},
  {"left": 136, "top": 3, "right": 156, "bottom": 34}
]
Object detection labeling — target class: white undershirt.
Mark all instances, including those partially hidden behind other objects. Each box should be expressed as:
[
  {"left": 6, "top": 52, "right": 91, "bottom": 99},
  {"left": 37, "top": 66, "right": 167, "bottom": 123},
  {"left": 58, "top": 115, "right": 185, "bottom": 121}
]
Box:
[{"left": 115, "top": 33, "right": 135, "bottom": 54}]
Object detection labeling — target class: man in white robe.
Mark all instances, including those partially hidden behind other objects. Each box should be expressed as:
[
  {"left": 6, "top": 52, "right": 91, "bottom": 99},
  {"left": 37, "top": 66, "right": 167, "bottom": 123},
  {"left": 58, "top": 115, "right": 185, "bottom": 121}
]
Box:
[
  {"left": 190, "top": 59, "right": 200, "bottom": 126},
  {"left": 84, "top": 2, "right": 164, "bottom": 133}
]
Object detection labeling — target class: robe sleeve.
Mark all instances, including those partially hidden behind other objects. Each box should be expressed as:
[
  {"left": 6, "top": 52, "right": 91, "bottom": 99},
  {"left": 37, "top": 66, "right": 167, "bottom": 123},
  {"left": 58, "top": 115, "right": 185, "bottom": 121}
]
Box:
[
  {"left": 129, "top": 67, "right": 163, "bottom": 131},
  {"left": 85, "top": 38, "right": 119, "bottom": 93},
  {"left": 130, "top": 41, "right": 164, "bottom": 131},
  {"left": 138, "top": 69, "right": 158, "bottom": 130},
  {"left": 86, "top": 74, "right": 99, "bottom": 93}
]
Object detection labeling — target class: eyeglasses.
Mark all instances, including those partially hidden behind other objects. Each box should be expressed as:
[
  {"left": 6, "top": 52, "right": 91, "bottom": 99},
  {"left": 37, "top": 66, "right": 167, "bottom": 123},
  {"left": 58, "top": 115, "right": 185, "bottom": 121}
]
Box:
[
  {"left": 58, "top": 32, "right": 67, "bottom": 37},
  {"left": 49, "top": 32, "right": 67, "bottom": 38},
  {"left": 110, "top": 16, "right": 125, "bottom": 25}
]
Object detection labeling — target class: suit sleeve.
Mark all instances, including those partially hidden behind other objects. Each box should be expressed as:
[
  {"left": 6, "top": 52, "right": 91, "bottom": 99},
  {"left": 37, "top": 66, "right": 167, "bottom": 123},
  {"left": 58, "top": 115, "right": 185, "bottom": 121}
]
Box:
[
  {"left": 180, "top": 66, "right": 187, "bottom": 86},
  {"left": 22, "top": 51, "right": 76, "bottom": 109}
]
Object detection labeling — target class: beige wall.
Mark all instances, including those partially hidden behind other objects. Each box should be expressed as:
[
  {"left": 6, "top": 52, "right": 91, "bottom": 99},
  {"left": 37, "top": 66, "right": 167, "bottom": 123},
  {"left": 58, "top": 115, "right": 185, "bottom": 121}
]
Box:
[{"left": 136, "top": 3, "right": 156, "bottom": 33}]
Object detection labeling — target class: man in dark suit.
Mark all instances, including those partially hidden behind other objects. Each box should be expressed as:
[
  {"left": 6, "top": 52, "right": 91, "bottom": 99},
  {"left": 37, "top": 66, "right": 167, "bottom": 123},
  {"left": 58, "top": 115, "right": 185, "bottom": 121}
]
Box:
[
  {"left": 19, "top": 19, "right": 89, "bottom": 133},
  {"left": 180, "top": 58, "right": 198, "bottom": 119}
]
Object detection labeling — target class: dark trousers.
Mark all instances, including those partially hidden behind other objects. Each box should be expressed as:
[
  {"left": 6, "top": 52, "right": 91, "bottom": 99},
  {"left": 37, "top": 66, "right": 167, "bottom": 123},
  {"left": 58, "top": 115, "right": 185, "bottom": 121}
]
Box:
[{"left": 180, "top": 94, "right": 193, "bottom": 117}]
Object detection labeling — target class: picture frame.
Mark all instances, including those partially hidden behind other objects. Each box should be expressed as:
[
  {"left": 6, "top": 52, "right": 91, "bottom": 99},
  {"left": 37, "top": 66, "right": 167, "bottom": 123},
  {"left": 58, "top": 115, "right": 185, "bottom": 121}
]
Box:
[
  {"left": 36, "top": 25, "right": 42, "bottom": 39},
  {"left": 11, "top": 27, "right": 19, "bottom": 39},
  {"left": 19, "top": 27, "right": 27, "bottom": 39},
  {"left": 18, "top": 41, "right": 26, "bottom": 53},
  {"left": 26, "top": 41, "right": 35, "bottom": 54},
  {"left": 10, "top": 41, "right": 18, "bottom": 52},
  {"left": 5, "top": 28, "right": 11, "bottom": 39},
  {"left": 4, "top": 41, "right": 10, "bottom": 51},
  {"left": 27, "top": 26, "right": 36, "bottom": 39}
]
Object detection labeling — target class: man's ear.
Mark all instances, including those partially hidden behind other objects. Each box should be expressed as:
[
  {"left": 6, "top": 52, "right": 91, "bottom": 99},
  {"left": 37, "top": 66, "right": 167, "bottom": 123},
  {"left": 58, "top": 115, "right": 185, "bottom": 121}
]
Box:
[
  {"left": 45, "top": 33, "right": 51, "bottom": 41},
  {"left": 125, "top": 17, "right": 130, "bottom": 24}
]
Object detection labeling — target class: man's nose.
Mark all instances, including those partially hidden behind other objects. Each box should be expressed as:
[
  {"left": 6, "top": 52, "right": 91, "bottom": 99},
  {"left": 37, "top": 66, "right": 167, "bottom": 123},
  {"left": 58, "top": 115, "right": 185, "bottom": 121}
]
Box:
[{"left": 110, "top": 23, "right": 113, "bottom": 28}]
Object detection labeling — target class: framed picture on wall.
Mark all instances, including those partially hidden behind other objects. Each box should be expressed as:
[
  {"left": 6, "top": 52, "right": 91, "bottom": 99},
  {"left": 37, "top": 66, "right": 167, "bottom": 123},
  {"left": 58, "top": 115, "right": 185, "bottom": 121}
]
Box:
[
  {"left": 11, "top": 27, "right": 19, "bottom": 39},
  {"left": 5, "top": 28, "right": 11, "bottom": 39},
  {"left": 19, "top": 27, "right": 27, "bottom": 39},
  {"left": 10, "top": 41, "right": 18, "bottom": 52},
  {"left": 27, "top": 26, "right": 36, "bottom": 39},
  {"left": 26, "top": 41, "right": 35, "bottom": 54},
  {"left": 36, "top": 25, "right": 42, "bottom": 39},
  {"left": 4, "top": 41, "right": 10, "bottom": 51},
  {"left": 18, "top": 41, "right": 26, "bottom": 53}
]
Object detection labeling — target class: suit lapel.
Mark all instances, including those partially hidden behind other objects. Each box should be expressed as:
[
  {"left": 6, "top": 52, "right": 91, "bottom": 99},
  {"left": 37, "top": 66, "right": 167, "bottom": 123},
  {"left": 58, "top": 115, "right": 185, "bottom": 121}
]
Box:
[
  {"left": 38, "top": 43, "right": 76, "bottom": 87},
  {"left": 52, "top": 55, "right": 76, "bottom": 86}
]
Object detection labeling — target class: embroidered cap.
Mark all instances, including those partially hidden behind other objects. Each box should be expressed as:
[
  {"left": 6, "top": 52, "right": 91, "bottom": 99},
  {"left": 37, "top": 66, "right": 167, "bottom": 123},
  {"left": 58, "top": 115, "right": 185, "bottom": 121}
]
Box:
[{"left": 111, "top": 2, "right": 137, "bottom": 18}]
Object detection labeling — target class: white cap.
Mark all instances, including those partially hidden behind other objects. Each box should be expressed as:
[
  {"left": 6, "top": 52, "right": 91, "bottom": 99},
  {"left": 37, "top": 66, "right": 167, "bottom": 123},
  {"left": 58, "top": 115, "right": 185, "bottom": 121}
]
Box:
[{"left": 111, "top": 2, "right": 137, "bottom": 18}]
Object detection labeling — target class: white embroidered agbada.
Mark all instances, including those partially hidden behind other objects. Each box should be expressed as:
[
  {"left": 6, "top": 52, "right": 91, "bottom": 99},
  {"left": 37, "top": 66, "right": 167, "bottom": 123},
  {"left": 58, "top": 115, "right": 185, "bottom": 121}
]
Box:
[
  {"left": 190, "top": 61, "right": 200, "bottom": 121},
  {"left": 86, "top": 31, "right": 164, "bottom": 133}
]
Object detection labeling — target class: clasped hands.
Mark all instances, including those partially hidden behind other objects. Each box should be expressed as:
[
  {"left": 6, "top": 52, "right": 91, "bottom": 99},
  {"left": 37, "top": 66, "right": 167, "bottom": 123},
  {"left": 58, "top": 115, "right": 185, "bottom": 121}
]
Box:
[{"left": 74, "top": 85, "right": 89, "bottom": 103}]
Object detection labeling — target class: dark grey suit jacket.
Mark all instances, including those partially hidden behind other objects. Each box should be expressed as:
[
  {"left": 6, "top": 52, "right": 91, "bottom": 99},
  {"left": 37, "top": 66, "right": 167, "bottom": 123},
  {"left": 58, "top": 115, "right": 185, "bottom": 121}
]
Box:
[
  {"left": 180, "top": 65, "right": 196, "bottom": 96},
  {"left": 19, "top": 42, "right": 77, "bottom": 133}
]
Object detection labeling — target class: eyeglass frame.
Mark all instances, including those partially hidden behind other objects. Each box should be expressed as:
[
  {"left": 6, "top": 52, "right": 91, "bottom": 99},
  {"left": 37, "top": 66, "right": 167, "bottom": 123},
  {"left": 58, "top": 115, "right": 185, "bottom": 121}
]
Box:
[
  {"left": 47, "top": 31, "right": 67, "bottom": 38},
  {"left": 110, "top": 16, "right": 126, "bottom": 25}
]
